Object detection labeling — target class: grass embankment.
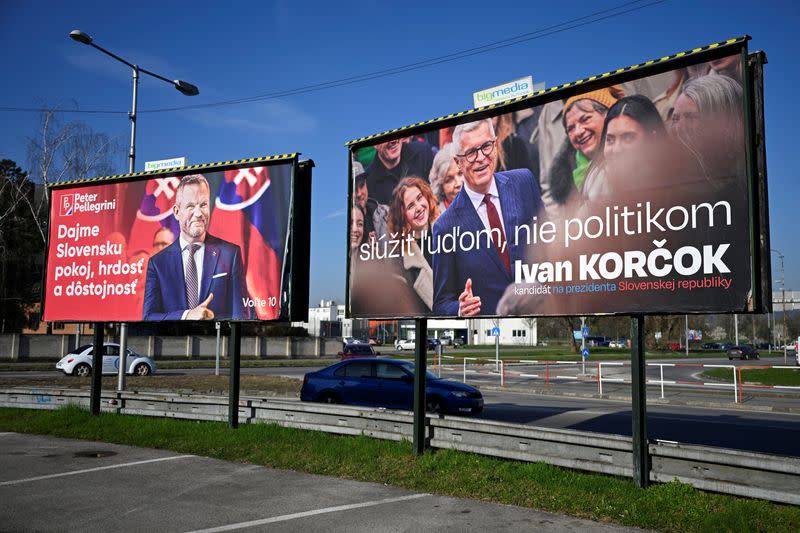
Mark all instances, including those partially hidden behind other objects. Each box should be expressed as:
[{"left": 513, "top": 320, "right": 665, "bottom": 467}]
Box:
[
  {"left": 0, "top": 375, "right": 302, "bottom": 396},
  {"left": 703, "top": 367, "right": 800, "bottom": 387},
  {"left": 0, "top": 406, "right": 796, "bottom": 533}
]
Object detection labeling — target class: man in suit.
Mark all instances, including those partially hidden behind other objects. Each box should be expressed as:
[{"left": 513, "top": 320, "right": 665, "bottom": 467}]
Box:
[
  {"left": 143, "top": 174, "right": 249, "bottom": 321},
  {"left": 432, "top": 118, "right": 543, "bottom": 316}
]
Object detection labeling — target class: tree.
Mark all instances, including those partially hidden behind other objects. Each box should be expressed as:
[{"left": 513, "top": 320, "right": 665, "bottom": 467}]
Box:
[
  {"left": 0, "top": 160, "right": 41, "bottom": 331},
  {"left": 24, "top": 103, "right": 124, "bottom": 244}
]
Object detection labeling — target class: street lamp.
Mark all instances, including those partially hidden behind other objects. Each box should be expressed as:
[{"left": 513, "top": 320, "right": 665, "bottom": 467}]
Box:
[
  {"left": 771, "top": 249, "right": 787, "bottom": 364},
  {"left": 69, "top": 29, "right": 199, "bottom": 392}
]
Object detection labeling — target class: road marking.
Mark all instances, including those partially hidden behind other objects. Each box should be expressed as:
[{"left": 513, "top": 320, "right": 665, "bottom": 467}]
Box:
[
  {"left": 184, "top": 493, "right": 430, "bottom": 533},
  {"left": 0, "top": 455, "right": 194, "bottom": 486},
  {"left": 0, "top": 432, "right": 16, "bottom": 436}
]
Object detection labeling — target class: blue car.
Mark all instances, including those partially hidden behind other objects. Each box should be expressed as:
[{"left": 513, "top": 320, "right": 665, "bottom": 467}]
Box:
[{"left": 300, "top": 358, "right": 483, "bottom": 415}]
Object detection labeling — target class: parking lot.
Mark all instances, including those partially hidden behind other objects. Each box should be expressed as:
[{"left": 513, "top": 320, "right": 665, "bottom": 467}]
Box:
[{"left": 0, "top": 432, "right": 651, "bottom": 532}]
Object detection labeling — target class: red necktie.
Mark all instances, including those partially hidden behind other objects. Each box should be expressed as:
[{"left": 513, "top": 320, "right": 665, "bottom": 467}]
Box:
[{"left": 483, "top": 194, "right": 510, "bottom": 273}]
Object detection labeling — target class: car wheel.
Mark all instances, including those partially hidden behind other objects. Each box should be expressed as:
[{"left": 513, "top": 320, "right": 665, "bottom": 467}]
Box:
[
  {"left": 73, "top": 363, "right": 91, "bottom": 377},
  {"left": 425, "top": 396, "right": 444, "bottom": 414},
  {"left": 318, "top": 392, "right": 339, "bottom": 404},
  {"left": 134, "top": 363, "right": 151, "bottom": 376},
  {"left": 397, "top": 346, "right": 403, "bottom": 351}
]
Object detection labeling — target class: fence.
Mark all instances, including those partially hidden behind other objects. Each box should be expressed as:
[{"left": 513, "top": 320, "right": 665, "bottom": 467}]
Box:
[
  {"left": 1, "top": 386, "right": 798, "bottom": 506},
  {"left": 433, "top": 358, "right": 800, "bottom": 404}
]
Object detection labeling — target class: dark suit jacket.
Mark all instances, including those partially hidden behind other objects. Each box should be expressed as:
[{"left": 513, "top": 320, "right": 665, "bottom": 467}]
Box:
[
  {"left": 432, "top": 168, "right": 543, "bottom": 316},
  {"left": 142, "top": 234, "right": 249, "bottom": 320}
]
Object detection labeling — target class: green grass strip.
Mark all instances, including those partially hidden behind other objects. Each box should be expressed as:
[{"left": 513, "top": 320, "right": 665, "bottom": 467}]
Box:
[
  {"left": 703, "top": 367, "right": 800, "bottom": 387},
  {"left": 1, "top": 406, "right": 797, "bottom": 532}
]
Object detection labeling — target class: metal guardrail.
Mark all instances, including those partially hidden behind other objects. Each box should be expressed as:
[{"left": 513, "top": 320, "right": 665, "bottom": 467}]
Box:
[{"left": 1, "top": 386, "right": 798, "bottom": 505}]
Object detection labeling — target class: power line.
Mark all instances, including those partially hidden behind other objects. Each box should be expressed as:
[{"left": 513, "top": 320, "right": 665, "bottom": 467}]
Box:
[{"left": 0, "top": 0, "right": 666, "bottom": 116}]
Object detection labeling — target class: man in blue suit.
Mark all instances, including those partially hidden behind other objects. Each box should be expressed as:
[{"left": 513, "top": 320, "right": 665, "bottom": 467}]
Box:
[
  {"left": 432, "top": 118, "right": 543, "bottom": 316},
  {"left": 143, "top": 174, "right": 249, "bottom": 321}
]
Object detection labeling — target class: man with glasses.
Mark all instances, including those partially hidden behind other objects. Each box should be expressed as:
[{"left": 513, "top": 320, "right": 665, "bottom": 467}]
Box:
[{"left": 432, "top": 118, "right": 543, "bottom": 316}]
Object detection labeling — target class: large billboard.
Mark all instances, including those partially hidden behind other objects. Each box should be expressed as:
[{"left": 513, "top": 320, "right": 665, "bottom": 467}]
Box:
[
  {"left": 346, "top": 37, "right": 769, "bottom": 319},
  {"left": 43, "top": 155, "right": 307, "bottom": 322}
]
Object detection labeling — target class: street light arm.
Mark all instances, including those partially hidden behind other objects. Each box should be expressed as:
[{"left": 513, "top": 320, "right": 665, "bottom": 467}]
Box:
[{"left": 87, "top": 42, "right": 137, "bottom": 70}]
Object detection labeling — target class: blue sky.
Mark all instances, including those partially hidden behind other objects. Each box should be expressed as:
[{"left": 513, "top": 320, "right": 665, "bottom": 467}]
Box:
[{"left": 1, "top": 0, "right": 798, "bottom": 306}]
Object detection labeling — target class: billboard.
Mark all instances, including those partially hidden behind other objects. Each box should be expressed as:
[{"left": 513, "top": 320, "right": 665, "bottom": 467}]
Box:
[
  {"left": 346, "top": 37, "right": 769, "bottom": 319},
  {"left": 43, "top": 155, "right": 307, "bottom": 322}
]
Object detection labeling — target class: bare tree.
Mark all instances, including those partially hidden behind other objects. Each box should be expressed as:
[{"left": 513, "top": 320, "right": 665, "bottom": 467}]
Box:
[{"left": 22, "top": 103, "right": 124, "bottom": 244}]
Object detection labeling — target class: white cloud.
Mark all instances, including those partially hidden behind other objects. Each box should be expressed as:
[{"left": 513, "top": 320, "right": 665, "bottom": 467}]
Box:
[
  {"left": 182, "top": 100, "right": 317, "bottom": 134},
  {"left": 322, "top": 208, "right": 346, "bottom": 220}
]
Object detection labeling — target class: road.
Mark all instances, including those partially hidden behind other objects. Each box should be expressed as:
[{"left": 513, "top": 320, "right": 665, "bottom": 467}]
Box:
[{"left": 4, "top": 358, "right": 799, "bottom": 457}]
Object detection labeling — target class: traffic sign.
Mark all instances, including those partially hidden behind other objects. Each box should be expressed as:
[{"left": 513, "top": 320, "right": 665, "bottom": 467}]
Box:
[
  {"left": 491, "top": 327, "right": 500, "bottom": 337},
  {"left": 581, "top": 326, "right": 589, "bottom": 337},
  {"left": 582, "top": 348, "right": 590, "bottom": 360}
]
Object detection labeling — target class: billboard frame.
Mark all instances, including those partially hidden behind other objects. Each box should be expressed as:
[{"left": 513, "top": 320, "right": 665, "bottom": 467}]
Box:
[
  {"left": 41, "top": 153, "right": 308, "bottom": 324},
  {"left": 345, "top": 36, "right": 771, "bottom": 319}
]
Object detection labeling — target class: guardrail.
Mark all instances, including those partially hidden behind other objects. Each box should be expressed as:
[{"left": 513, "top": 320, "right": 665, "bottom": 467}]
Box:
[{"left": 1, "top": 386, "right": 798, "bottom": 505}]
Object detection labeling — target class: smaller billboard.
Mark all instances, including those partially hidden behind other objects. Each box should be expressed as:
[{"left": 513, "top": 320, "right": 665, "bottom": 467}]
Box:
[{"left": 43, "top": 155, "right": 301, "bottom": 323}]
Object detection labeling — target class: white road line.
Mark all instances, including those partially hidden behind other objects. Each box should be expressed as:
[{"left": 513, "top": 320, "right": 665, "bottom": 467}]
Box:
[
  {"left": 0, "top": 432, "right": 16, "bottom": 436},
  {"left": 0, "top": 455, "right": 194, "bottom": 486},
  {"left": 184, "top": 493, "right": 430, "bottom": 533}
]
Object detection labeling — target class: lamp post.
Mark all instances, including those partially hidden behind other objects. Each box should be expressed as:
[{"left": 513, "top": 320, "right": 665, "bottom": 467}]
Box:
[
  {"left": 69, "top": 30, "right": 199, "bottom": 392},
  {"left": 771, "top": 249, "right": 787, "bottom": 364}
]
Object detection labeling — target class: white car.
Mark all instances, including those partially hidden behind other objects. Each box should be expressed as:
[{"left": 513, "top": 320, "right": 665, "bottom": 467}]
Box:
[
  {"left": 56, "top": 343, "right": 156, "bottom": 377},
  {"left": 394, "top": 339, "right": 416, "bottom": 350}
]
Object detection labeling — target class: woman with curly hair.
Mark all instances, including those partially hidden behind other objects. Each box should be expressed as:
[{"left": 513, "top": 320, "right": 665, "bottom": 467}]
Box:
[{"left": 387, "top": 176, "right": 441, "bottom": 312}]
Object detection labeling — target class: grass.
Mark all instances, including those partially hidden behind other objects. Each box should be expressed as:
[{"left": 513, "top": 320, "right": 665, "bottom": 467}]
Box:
[
  {"left": 0, "top": 374, "right": 302, "bottom": 396},
  {"left": 0, "top": 405, "right": 797, "bottom": 532},
  {"left": 703, "top": 367, "right": 800, "bottom": 387}
]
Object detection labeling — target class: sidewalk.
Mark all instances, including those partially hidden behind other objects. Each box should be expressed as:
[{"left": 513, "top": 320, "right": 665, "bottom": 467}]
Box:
[{"left": 0, "top": 432, "right": 652, "bottom": 533}]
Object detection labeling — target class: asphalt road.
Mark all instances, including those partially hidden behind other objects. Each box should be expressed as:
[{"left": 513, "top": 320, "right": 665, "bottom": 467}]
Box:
[{"left": 0, "top": 432, "right": 650, "bottom": 533}]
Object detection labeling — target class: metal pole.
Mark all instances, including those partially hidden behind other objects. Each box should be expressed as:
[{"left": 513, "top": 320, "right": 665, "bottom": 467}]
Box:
[
  {"left": 215, "top": 321, "right": 221, "bottom": 376},
  {"left": 494, "top": 319, "right": 499, "bottom": 372},
  {"left": 90, "top": 323, "right": 104, "bottom": 416},
  {"left": 581, "top": 316, "right": 586, "bottom": 373},
  {"left": 781, "top": 254, "right": 787, "bottom": 364},
  {"left": 734, "top": 314, "right": 739, "bottom": 345},
  {"left": 228, "top": 322, "right": 241, "bottom": 429},
  {"left": 685, "top": 315, "right": 689, "bottom": 356},
  {"left": 631, "top": 314, "right": 649, "bottom": 488},
  {"left": 413, "top": 317, "right": 427, "bottom": 455},
  {"left": 117, "top": 66, "right": 138, "bottom": 392},
  {"left": 75, "top": 323, "right": 81, "bottom": 350},
  {"left": 117, "top": 323, "right": 127, "bottom": 391}
]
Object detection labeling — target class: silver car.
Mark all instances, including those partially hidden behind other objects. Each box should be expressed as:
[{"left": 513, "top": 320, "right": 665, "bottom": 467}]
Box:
[{"left": 56, "top": 343, "right": 156, "bottom": 377}]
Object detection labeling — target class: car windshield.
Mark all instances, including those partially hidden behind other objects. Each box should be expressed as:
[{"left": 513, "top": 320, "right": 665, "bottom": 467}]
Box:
[
  {"left": 398, "top": 361, "right": 438, "bottom": 380},
  {"left": 349, "top": 345, "right": 374, "bottom": 355}
]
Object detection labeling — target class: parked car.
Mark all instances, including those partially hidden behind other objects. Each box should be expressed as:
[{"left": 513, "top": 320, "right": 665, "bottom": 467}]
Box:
[
  {"left": 367, "top": 337, "right": 382, "bottom": 346},
  {"left": 669, "top": 342, "right": 685, "bottom": 351},
  {"left": 56, "top": 343, "right": 156, "bottom": 377},
  {"left": 452, "top": 338, "right": 465, "bottom": 348},
  {"left": 439, "top": 336, "right": 452, "bottom": 346},
  {"left": 727, "top": 345, "right": 760, "bottom": 360},
  {"left": 339, "top": 344, "right": 377, "bottom": 360},
  {"left": 394, "top": 339, "right": 416, "bottom": 350},
  {"left": 608, "top": 339, "right": 627, "bottom": 348},
  {"left": 427, "top": 338, "right": 441, "bottom": 351},
  {"left": 300, "top": 358, "right": 483, "bottom": 415}
]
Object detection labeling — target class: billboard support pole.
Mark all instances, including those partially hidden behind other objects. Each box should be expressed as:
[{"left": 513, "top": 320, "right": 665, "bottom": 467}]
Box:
[
  {"left": 228, "top": 322, "right": 241, "bottom": 429},
  {"left": 90, "top": 323, "right": 104, "bottom": 416},
  {"left": 413, "top": 317, "right": 427, "bottom": 455},
  {"left": 631, "top": 314, "right": 649, "bottom": 488}
]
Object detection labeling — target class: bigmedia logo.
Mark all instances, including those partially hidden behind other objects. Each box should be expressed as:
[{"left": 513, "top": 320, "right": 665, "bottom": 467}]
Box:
[{"left": 473, "top": 76, "right": 534, "bottom": 108}]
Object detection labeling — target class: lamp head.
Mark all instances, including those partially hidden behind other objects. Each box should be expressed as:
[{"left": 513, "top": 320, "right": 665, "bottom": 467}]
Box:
[
  {"left": 69, "top": 30, "right": 93, "bottom": 45},
  {"left": 174, "top": 80, "right": 199, "bottom": 96}
]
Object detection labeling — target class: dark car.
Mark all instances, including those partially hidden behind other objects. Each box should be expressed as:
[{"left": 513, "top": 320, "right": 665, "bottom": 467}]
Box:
[
  {"left": 300, "top": 358, "right": 483, "bottom": 415},
  {"left": 727, "top": 345, "right": 760, "bottom": 360},
  {"left": 339, "top": 344, "right": 377, "bottom": 360},
  {"left": 702, "top": 342, "right": 721, "bottom": 350},
  {"left": 427, "top": 338, "right": 441, "bottom": 351},
  {"left": 452, "top": 337, "right": 465, "bottom": 348}
]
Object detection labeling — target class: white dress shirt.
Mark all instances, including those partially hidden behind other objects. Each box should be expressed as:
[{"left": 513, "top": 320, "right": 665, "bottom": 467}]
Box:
[
  {"left": 463, "top": 178, "right": 506, "bottom": 236},
  {"left": 179, "top": 235, "right": 205, "bottom": 306}
]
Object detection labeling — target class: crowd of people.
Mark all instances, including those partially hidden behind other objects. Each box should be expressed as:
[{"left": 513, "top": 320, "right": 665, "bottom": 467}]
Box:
[{"left": 350, "top": 52, "right": 749, "bottom": 317}]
